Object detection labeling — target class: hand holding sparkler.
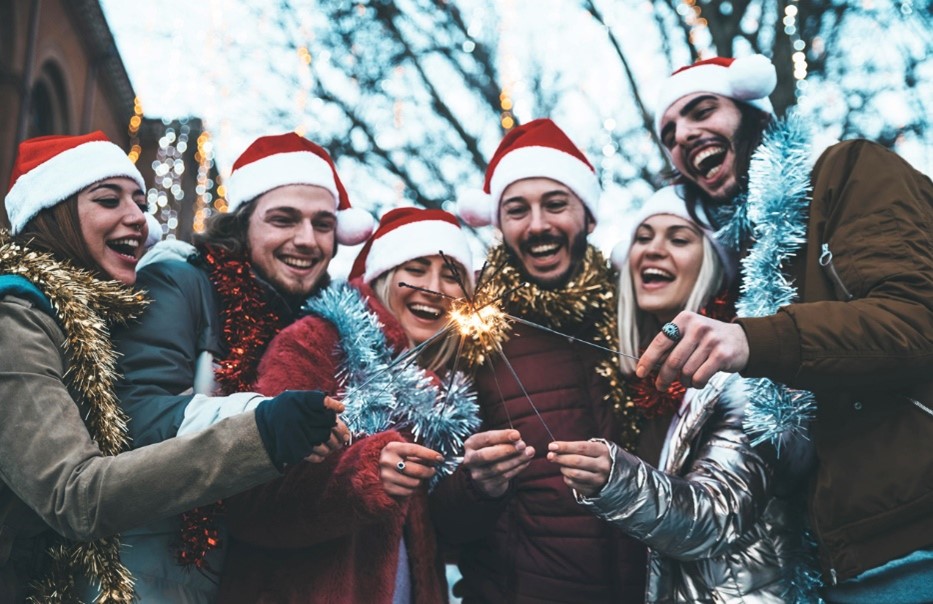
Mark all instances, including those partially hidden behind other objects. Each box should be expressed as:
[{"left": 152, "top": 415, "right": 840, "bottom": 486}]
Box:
[
  {"left": 304, "top": 396, "right": 350, "bottom": 463},
  {"left": 546, "top": 440, "right": 612, "bottom": 498},
  {"left": 380, "top": 441, "right": 444, "bottom": 498},
  {"left": 462, "top": 429, "right": 535, "bottom": 498}
]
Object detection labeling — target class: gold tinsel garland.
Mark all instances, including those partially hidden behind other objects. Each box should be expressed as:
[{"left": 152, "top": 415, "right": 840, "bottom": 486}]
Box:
[
  {"left": 461, "top": 244, "right": 639, "bottom": 450},
  {"left": 0, "top": 236, "right": 148, "bottom": 604}
]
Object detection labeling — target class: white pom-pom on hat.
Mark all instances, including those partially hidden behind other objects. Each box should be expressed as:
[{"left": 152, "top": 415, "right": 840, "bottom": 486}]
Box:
[
  {"left": 728, "top": 54, "right": 778, "bottom": 102},
  {"left": 336, "top": 206, "right": 375, "bottom": 245},
  {"left": 457, "top": 188, "right": 495, "bottom": 227}
]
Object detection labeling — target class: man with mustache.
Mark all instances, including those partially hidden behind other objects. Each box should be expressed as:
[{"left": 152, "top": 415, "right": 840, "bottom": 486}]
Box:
[
  {"left": 432, "top": 119, "right": 647, "bottom": 602},
  {"left": 107, "top": 133, "right": 373, "bottom": 601},
  {"left": 640, "top": 55, "right": 933, "bottom": 601}
]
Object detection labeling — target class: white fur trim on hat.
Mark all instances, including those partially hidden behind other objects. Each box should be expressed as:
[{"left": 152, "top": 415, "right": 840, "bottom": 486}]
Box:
[
  {"left": 363, "top": 220, "right": 473, "bottom": 285},
  {"left": 488, "top": 146, "right": 601, "bottom": 225},
  {"left": 224, "top": 151, "right": 338, "bottom": 213},
  {"left": 336, "top": 206, "right": 375, "bottom": 246},
  {"left": 6, "top": 141, "right": 145, "bottom": 234},
  {"left": 654, "top": 54, "right": 777, "bottom": 135},
  {"left": 457, "top": 188, "right": 495, "bottom": 228}
]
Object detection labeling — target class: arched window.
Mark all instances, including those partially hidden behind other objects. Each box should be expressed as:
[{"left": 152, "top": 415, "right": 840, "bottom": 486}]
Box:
[{"left": 27, "top": 60, "right": 71, "bottom": 137}]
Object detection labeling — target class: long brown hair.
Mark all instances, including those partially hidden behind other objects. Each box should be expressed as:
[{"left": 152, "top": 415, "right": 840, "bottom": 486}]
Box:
[{"left": 13, "top": 196, "right": 105, "bottom": 276}]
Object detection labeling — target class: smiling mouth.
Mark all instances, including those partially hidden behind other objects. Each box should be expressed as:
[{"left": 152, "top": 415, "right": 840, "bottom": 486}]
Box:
[
  {"left": 408, "top": 303, "right": 443, "bottom": 321},
  {"left": 525, "top": 241, "right": 562, "bottom": 259},
  {"left": 106, "top": 238, "right": 140, "bottom": 259},
  {"left": 689, "top": 144, "right": 728, "bottom": 180},
  {"left": 279, "top": 255, "right": 317, "bottom": 269},
  {"left": 641, "top": 267, "right": 675, "bottom": 285}
]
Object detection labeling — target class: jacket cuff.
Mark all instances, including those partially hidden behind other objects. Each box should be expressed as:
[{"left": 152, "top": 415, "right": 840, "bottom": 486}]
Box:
[{"left": 735, "top": 312, "right": 801, "bottom": 382}]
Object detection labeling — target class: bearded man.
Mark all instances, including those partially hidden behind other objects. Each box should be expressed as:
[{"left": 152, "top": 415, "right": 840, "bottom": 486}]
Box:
[{"left": 432, "top": 119, "right": 647, "bottom": 603}]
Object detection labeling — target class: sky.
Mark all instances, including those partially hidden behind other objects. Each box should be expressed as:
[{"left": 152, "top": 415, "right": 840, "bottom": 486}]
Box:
[{"left": 99, "top": 0, "right": 931, "bottom": 276}]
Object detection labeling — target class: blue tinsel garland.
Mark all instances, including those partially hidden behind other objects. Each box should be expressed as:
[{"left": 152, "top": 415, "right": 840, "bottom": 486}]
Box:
[
  {"left": 715, "top": 112, "right": 817, "bottom": 452},
  {"left": 304, "top": 283, "right": 481, "bottom": 485},
  {"left": 715, "top": 112, "right": 823, "bottom": 603}
]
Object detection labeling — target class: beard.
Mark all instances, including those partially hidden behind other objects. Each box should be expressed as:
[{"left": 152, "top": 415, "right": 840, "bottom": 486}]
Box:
[{"left": 504, "top": 226, "right": 589, "bottom": 291}]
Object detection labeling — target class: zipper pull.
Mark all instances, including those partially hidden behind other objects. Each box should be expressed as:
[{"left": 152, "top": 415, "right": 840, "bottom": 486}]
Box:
[{"left": 819, "top": 243, "right": 854, "bottom": 301}]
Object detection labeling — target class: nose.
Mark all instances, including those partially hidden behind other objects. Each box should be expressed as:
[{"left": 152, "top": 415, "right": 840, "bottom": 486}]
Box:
[
  {"left": 292, "top": 220, "right": 319, "bottom": 249},
  {"left": 123, "top": 199, "right": 146, "bottom": 230},
  {"left": 424, "top": 268, "right": 443, "bottom": 298},
  {"left": 676, "top": 121, "right": 702, "bottom": 147},
  {"left": 644, "top": 235, "right": 668, "bottom": 257},
  {"left": 528, "top": 205, "right": 550, "bottom": 234}
]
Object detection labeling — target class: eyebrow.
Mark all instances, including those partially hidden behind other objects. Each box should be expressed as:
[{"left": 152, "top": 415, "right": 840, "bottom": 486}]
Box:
[
  {"left": 263, "top": 207, "right": 336, "bottom": 220},
  {"left": 660, "top": 94, "right": 719, "bottom": 142},
  {"left": 89, "top": 182, "right": 144, "bottom": 196},
  {"left": 502, "top": 189, "right": 571, "bottom": 204}
]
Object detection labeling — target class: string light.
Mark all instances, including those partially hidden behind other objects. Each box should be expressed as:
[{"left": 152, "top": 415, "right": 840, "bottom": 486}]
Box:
[
  {"left": 127, "top": 96, "right": 144, "bottom": 163},
  {"left": 783, "top": 1, "right": 810, "bottom": 99},
  {"left": 193, "top": 130, "right": 221, "bottom": 233},
  {"left": 147, "top": 121, "right": 190, "bottom": 240},
  {"left": 676, "top": 0, "right": 711, "bottom": 55},
  {"left": 497, "top": 0, "right": 518, "bottom": 131}
]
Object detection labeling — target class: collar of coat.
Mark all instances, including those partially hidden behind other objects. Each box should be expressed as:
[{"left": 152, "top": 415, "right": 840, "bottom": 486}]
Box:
[
  {"left": 0, "top": 236, "right": 147, "bottom": 603},
  {"left": 459, "top": 243, "right": 641, "bottom": 450}
]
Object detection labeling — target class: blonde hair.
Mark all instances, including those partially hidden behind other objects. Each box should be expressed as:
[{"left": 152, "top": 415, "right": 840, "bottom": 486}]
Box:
[
  {"left": 370, "top": 260, "right": 473, "bottom": 374},
  {"left": 617, "top": 234, "right": 723, "bottom": 375}
]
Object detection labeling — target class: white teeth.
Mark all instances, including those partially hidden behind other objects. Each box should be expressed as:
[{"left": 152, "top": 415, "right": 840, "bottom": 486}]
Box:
[
  {"left": 281, "top": 257, "right": 314, "bottom": 268},
  {"left": 691, "top": 146, "right": 726, "bottom": 175},
  {"left": 409, "top": 304, "right": 441, "bottom": 318},
  {"left": 642, "top": 267, "right": 674, "bottom": 279},
  {"left": 109, "top": 238, "right": 139, "bottom": 248},
  {"left": 529, "top": 243, "right": 560, "bottom": 254}
]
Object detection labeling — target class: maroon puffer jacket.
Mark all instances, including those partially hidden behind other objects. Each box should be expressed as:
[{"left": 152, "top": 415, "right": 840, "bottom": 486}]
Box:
[{"left": 432, "top": 320, "right": 647, "bottom": 603}]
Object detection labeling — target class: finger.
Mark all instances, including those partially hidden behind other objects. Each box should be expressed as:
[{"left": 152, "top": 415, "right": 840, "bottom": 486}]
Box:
[
  {"left": 385, "top": 441, "right": 444, "bottom": 464},
  {"left": 468, "top": 446, "right": 535, "bottom": 480},
  {"left": 548, "top": 452, "right": 608, "bottom": 474},
  {"left": 635, "top": 331, "right": 676, "bottom": 378},
  {"left": 655, "top": 336, "right": 699, "bottom": 391},
  {"left": 464, "top": 429, "right": 522, "bottom": 451},
  {"left": 547, "top": 441, "right": 605, "bottom": 457},
  {"left": 463, "top": 442, "right": 530, "bottom": 469},
  {"left": 332, "top": 421, "right": 351, "bottom": 446},
  {"left": 323, "top": 396, "right": 345, "bottom": 413}
]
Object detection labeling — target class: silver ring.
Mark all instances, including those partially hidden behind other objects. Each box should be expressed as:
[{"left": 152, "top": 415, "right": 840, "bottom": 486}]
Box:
[
  {"left": 395, "top": 460, "right": 406, "bottom": 473},
  {"left": 661, "top": 322, "right": 682, "bottom": 343}
]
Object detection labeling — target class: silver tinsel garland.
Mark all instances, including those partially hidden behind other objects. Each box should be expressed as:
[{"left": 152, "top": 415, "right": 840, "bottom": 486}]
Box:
[
  {"left": 715, "top": 112, "right": 817, "bottom": 452},
  {"left": 715, "top": 113, "right": 823, "bottom": 603},
  {"left": 304, "top": 283, "right": 480, "bottom": 486}
]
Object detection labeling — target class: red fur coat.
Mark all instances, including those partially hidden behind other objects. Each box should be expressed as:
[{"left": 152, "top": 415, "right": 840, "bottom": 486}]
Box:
[{"left": 217, "top": 282, "right": 448, "bottom": 603}]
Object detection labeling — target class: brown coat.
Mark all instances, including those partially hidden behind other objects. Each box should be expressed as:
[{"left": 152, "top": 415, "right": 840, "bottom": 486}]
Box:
[
  {"left": 0, "top": 294, "right": 279, "bottom": 601},
  {"left": 737, "top": 140, "right": 933, "bottom": 582}
]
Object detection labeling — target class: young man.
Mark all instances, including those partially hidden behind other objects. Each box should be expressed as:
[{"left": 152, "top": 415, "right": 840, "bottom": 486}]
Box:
[
  {"left": 433, "top": 119, "right": 646, "bottom": 602},
  {"left": 109, "top": 133, "right": 373, "bottom": 602},
  {"left": 641, "top": 55, "right": 933, "bottom": 599}
]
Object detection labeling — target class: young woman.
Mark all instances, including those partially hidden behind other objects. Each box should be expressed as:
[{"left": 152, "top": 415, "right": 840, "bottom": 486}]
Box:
[
  {"left": 217, "top": 207, "right": 481, "bottom": 603},
  {"left": 0, "top": 132, "right": 341, "bottom": 603},
  {"left": 548, "top": 186, "right": 813, "bottom": 603}
]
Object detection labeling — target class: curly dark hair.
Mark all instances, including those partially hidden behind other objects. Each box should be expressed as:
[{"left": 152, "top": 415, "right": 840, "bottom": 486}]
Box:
[{"left": 193, "top": 200, "right": 257, "bottom": 256}]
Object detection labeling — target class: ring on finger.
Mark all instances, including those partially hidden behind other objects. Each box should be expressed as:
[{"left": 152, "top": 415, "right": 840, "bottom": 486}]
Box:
[
  {"left": 395, "top": 460, "right": 406, "bottom": 473},
  {"left": 661, "top": 322, "right": 683, "bottom": 343}
]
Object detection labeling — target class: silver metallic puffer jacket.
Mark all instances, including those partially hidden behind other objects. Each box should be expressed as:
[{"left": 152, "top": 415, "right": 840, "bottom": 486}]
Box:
[{"left": 580, "top": 372, "right": 812, "bottom": 603}]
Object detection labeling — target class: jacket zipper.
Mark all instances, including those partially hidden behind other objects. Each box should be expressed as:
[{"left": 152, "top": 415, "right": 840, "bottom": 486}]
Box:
[{"left": 819, "top": 244, "right": 854, "bottom": 301}]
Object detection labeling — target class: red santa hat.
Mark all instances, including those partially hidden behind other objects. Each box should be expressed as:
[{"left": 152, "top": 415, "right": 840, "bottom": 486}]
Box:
[
  {"left": 457, "top": 118, "right": 601, "bottom": 228},
  {"left": 349, "top": 207, "right": 474, "bottom": 286},
  {"left": 5, "top": 131, "right": 145, "bottom": 235},
  {"left": 224, "top": 133, "right": 374, "bottom": 245},
  {"left": 654, "top": 54, "right": 777, "bottom": 136},
  {"left": 611, "top": 185, "right": 736, "bottom": 283}
]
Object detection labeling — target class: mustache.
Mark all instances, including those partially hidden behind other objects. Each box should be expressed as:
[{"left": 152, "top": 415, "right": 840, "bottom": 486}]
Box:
[{"left": 520, "top": 233, "right": 566, "bottom": 254}]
